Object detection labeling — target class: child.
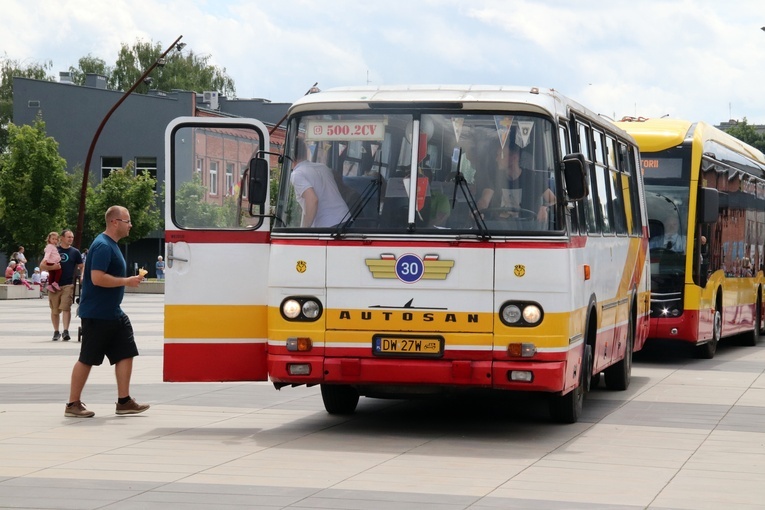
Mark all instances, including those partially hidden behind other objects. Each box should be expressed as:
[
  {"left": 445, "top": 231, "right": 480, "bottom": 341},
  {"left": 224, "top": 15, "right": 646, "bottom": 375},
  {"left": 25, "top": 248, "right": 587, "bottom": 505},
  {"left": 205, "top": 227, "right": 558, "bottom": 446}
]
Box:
[
  {"left": 12, "top": 266, "right": 33, "bottom": 290},
  {"left": 43, "top": 231, "right": 62, "bottom": 292},
  {"left": 31, "top": 267, "right": 42, "bottom": 285}
]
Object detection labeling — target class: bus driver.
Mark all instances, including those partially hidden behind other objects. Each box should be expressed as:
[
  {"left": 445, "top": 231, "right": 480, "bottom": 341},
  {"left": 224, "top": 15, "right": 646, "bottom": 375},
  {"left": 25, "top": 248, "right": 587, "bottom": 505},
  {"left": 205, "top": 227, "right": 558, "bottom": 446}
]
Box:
[{"left": 476, "top": 141, "right": 555, "bottom": 223}]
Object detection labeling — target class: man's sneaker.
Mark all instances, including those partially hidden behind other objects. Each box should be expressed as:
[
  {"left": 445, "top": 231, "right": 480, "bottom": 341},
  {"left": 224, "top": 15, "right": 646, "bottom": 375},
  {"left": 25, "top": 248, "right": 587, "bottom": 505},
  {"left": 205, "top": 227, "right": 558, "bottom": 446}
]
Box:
[
  {"left": 52, "top": 331, "right": 61, "bottom": 341},
  {"left": 65, "top": 401, "right": 95, "bottom": 418},
  {"left": 115, "top": 398, "right": 150, "bottom": 415},
  {"left": 62, "top": 330, "right": 70, "bottom": 341}
]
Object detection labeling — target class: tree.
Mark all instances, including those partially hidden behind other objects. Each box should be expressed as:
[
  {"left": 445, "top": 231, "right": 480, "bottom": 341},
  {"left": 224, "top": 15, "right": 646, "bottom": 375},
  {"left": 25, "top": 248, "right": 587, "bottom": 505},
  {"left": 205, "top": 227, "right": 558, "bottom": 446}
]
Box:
[
  {"left": 111, "top": 39, "right": 236, "bottom": 96},
  {"left": 85, "top": 163, "right": 161, "bottom": 245},
  {"left": 724, "top": 118, "right": 765, "bottom": 154},
  {"left": 0, "top": 117, "right": 70, "bottom": 258},
  {"left": 175, "top": 174, "right": 227, "bottom": 227},
  {"left": 0, "top": 57, "right": 54, "bottom": 152},
  {"left": 68, "top": 55, "right": 112, "bottom": 86}
]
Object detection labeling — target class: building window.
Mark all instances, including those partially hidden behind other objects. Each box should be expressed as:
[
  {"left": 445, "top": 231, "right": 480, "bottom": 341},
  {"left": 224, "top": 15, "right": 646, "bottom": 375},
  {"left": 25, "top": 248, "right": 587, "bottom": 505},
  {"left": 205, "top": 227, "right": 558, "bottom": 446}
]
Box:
[
  {"left": 209, "top": 161, "right": 218, "bottom": 195},
  {"left": 196, "top": 158, "right": 203, "bottom": 180},
  {"left": 135, "top": 157, "right": 158, "bottom": 188},
  {"left": 101, "top": 157, "right": 122, "bottom": 181},
  {"left": 225, "top": 163, "right": 235, "bottom": 196}
]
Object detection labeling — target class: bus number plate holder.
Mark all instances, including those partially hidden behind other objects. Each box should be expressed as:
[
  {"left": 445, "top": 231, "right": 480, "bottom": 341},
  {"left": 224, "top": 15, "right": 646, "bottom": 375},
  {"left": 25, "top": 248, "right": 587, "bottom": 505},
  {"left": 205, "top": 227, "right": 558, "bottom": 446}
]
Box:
[{"left": 372, "top": 335, "right": 444, "bottom": 358}]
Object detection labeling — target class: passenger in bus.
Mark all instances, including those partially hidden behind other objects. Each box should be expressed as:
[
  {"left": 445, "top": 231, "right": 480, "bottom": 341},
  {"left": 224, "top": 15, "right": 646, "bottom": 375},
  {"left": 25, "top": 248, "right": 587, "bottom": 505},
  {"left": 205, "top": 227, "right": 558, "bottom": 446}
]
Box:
[
  {"left": 476, "top": 142, "right": 555, "bottom": 223},
  {"left": 650, "top": 215, "right": 686, "bottom": 252},
  {"left": 290, "top": 141, "right": 350, "bottom": 227}
]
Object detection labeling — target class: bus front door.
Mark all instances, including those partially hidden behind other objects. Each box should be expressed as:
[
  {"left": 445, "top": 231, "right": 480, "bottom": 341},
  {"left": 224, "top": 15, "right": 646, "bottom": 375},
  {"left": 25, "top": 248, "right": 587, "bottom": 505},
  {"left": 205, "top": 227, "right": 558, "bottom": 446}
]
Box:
[{"left": 163, "top": 117, "right": 271, "bottom": 382}]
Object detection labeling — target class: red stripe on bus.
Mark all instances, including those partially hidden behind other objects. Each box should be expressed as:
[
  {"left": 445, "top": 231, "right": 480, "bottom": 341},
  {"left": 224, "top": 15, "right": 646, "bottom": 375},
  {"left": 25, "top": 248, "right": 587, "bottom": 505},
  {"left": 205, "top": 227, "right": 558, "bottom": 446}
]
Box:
[
  {"left": 163, "top": 343, "right": 268, "bottom": 381},
  {"left": 165, "top": 230, "right": 270, "bottom": 244}
]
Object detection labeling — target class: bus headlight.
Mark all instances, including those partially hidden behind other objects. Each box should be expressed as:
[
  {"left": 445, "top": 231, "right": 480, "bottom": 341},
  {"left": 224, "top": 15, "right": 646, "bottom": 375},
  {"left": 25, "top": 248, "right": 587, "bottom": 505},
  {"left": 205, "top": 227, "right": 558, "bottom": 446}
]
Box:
[
  {"left": 502, "top": 305, "right": 522, "bottom": 324},
  {"left": 500, "top": 301, "right": 544, "bottom": 327},
  {"left": 302, "top": 300, "right": 320, "bottom": 319},
  {"left": 281, "top": 297, "right": 323, "bottom": 321},
  {"left": 522, "top": 305, "right": 542, "bottom": 325},
  {"left": 282, "top": 299, "right": 302, "bottom": 319}
]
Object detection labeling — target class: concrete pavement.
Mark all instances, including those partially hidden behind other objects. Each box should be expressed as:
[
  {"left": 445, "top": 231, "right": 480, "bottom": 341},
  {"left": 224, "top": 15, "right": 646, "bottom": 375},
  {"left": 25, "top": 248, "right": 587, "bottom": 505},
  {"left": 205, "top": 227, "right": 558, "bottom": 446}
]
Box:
[{"left": 2, "top": 294, "right": 765, "bottom": 509}]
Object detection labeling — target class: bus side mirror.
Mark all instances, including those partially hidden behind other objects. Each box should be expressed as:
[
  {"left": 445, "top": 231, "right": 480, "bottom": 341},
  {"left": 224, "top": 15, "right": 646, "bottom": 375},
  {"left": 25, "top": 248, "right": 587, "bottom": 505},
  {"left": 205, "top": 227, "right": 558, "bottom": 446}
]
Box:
[
  {"left": 562, "top": 153, "right": 587, "bottom": 202},
  {"left": 248, "top": 157, "right": 269, "bottom": 208},
  {"left": 698, "top": 187, "right": 719, "bottom": 224}
]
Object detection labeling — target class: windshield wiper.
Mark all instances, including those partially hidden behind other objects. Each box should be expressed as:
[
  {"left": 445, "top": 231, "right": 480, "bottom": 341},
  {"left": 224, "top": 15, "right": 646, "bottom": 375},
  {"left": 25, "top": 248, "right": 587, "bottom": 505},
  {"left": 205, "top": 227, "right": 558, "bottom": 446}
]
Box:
[
  {"left": 333, "top": 173, "right": 382, "bottom": 238},
  {"left": 451, "top": 147, "right": 490, "bottom": 240}
]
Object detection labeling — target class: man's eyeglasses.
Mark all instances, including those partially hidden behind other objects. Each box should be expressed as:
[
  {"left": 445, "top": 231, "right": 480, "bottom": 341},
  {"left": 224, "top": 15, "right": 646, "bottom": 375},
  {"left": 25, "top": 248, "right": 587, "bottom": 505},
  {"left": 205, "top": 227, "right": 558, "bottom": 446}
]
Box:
[{"left": 114, "top": 219, "right": 132, "bottom": 225}]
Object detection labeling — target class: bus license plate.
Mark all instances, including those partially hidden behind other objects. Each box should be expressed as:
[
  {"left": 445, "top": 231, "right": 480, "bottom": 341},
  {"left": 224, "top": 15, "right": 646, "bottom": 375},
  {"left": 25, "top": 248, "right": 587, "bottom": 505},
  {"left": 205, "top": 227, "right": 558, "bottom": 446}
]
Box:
[{"left": 373, "top": 336, "right": 444, "bottom": 357}]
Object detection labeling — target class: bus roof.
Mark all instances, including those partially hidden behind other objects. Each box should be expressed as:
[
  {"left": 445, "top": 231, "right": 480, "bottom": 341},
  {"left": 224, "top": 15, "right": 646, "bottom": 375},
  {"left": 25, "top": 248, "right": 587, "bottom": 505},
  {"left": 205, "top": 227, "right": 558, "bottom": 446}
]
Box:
[
  {"left": 289, "top": 85, "right": 623, "bottom": 134},
  {"left": 616, "top": 117, "right": 765, "bottom": 167}
]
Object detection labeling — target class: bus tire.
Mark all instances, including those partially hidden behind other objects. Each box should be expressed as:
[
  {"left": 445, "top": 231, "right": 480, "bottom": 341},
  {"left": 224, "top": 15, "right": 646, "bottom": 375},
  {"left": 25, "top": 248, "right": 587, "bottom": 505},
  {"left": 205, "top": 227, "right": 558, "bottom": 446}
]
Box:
[
  {"left": 604, "top": 305, "right": 634, "bottom": 391},
  {"left": 743, "top": 290, "right": 761, "bottom": 347},
  {"left": 698, "top": 303, "right": 721, "bottom": 359},
  {"left": 320, "top": 384, "right": 359, "bottom": 415},
  {"left": 549, "top": 343, "right": 591, "bottom": 424}
]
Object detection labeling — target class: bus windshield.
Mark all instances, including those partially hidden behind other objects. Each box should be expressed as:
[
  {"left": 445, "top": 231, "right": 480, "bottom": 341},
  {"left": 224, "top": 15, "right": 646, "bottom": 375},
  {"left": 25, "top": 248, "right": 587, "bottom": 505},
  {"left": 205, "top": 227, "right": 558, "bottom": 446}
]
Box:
[
  {"left": 644, "top": 155, "right": 691, "bottom": 293},
  {"left": 274, "top": 112, "right": 560, "bottom": 235}
]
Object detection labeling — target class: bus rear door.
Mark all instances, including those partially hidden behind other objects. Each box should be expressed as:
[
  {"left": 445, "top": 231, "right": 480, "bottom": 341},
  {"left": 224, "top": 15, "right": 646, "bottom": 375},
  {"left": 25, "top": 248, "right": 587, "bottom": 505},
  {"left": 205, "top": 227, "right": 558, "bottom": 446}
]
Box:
[{"left": 163, "top": 117, "right": 270, "bottom": 382}]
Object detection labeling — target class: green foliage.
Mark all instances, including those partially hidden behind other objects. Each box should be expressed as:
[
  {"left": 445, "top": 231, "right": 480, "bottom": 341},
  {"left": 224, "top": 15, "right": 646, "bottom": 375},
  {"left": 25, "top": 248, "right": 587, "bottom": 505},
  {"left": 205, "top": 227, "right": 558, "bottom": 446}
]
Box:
[
  {"left": 110, "top": 39, "right": 236, "bottom": 96},
  {"left": 0, "top": 57, "right": 55, "bottom": 152},
  {"left": 270, "top": 163, "right": 281, "bottom": 211},
  {"left": 68, "top": 55, "right": 112, "bottom": 86},
  {"left": 61, "top": 165, "right": 103, "bottom": 248},
  {"left": 86, "top": 163, "right": 161, "bottom": 245},
  {"left": 0, "top": 118, "right": 69, "bottom": 258},
  {"left": 174, "top": 174, "right": 244, "bottom": 227},
  {"left": 724, "top": 118, "right": 765, "bottom": 154}
]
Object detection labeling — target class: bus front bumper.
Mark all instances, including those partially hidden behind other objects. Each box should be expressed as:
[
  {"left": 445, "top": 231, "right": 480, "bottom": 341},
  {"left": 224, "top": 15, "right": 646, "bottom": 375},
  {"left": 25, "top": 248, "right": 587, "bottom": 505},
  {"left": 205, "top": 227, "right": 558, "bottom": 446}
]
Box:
[{"left": 268, "top": 355, "right": 567, "bottom": 393}]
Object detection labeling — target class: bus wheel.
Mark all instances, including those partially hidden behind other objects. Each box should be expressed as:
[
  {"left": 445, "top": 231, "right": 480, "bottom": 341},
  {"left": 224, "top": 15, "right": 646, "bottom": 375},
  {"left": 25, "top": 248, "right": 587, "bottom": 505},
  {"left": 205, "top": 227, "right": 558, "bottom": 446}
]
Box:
[
  {"left": 743, "top": 291, "right": 761, "bottom": 347},
  {"left": 320, "top": 384, "right": 359, "bottom": 415},
  {"left": 591, "top": 372, "right": 601, "bottom": 389},
  {"left": 549, "top": 344, "right": 591, "bottom": 424},
  {"left": 604, "top": 311, "right": 633, "bottom": 391},
  {"left": 698, "top": 306, "right": 721, "bottom": 359}
]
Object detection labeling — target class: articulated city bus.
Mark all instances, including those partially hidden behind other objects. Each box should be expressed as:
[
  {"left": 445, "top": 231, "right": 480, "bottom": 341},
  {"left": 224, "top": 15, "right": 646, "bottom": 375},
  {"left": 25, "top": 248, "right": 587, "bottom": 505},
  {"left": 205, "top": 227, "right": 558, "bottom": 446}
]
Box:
[
  {"left": 164, "top": 86, "right": 650, "bottom": 423},
  {"left": 616, "top": 118, "right": 765, "bottom": 358}
]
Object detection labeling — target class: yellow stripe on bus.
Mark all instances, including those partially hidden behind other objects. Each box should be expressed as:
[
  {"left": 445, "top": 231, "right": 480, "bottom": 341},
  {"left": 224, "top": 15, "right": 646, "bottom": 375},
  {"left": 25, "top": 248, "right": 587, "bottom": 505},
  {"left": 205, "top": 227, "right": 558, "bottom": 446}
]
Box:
[{"left": 165, "top": 304, "right": 267, "bottom": 339}]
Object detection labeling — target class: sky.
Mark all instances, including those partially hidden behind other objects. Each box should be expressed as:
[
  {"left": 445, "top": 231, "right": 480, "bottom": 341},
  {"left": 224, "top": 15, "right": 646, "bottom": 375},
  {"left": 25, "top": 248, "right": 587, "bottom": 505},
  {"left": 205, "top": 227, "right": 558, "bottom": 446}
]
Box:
[{"left": 4, "top": 0, "right": 765, "bottom": 126}]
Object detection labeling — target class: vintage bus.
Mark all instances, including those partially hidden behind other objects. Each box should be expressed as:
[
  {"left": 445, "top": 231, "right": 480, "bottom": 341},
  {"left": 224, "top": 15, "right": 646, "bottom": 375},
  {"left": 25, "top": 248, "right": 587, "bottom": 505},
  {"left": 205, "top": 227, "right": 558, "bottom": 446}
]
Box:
[
  {"left": 616, "top": 118, "right": 765, "bottom": 358},
  {"left": 164, "top": 86, "right": 650, "bottom": 423}
]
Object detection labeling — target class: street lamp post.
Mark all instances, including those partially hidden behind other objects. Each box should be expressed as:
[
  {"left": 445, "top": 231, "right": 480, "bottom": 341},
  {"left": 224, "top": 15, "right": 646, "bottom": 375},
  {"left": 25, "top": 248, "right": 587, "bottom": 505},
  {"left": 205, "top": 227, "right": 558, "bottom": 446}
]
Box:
[{"left": 74, "top": 35, "right": 185, "bottom": 248}]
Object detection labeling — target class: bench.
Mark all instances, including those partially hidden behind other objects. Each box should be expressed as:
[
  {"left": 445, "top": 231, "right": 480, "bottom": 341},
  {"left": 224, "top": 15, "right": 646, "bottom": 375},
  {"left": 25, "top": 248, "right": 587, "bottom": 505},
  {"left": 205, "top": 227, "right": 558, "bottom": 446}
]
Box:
[{"left": 0, "top": 284, "right": 41, "bottom": 299}]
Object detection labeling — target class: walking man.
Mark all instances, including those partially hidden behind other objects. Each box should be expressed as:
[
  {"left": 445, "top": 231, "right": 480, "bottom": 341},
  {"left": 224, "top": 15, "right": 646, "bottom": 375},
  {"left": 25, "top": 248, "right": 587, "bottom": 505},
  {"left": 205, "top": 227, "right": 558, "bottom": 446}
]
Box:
[
  {"left": 65, "top": 206, "right": 149, "bottom": 418},
  {"left": 40, "top": 229, "right": 83, "bottom": 341}
]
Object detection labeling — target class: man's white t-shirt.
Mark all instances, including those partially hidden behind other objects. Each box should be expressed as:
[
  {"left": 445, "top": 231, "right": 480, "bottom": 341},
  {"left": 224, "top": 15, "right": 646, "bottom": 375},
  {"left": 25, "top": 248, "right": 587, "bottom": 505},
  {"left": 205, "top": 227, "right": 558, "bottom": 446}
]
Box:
[{"left": 290, "top": 161, "right": 350, "bottom": 227}]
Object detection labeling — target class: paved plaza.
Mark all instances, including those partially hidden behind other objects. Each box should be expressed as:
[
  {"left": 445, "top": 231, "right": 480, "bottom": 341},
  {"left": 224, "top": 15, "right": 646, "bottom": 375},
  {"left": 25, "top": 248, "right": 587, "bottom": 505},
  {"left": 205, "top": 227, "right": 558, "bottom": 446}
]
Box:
[{"left": 1, "top": 294, "right": 765, "bottom": 509}]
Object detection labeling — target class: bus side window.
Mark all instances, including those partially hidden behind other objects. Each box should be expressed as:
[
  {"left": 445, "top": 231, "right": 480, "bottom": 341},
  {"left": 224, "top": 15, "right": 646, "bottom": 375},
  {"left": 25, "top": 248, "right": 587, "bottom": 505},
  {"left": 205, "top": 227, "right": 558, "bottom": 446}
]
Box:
[
  {"left": 625, "top": 145, "right": 644, "bottom": 234},
  {"left": 592, "top": 129, "right": 612, "bottom": 234},
  {"left": 577, "top": 122, "right": 599, "bottom": 234},
  {"left": 559, "top": 123, "right": 582, "bottom": 233},
  {"left": 606, "top": 136, "right": 628, "bottom": 235}
]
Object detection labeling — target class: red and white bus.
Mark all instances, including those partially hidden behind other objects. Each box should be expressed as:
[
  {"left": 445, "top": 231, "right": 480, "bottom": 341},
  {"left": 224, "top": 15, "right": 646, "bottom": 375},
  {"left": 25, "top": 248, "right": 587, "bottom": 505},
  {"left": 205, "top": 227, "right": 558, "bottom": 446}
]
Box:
[
  {"left": 617, "top": 118, "right": 765, "bottom": 357},
  {"left": 164, "top": 86, "right": 650, "bottom": 423}
]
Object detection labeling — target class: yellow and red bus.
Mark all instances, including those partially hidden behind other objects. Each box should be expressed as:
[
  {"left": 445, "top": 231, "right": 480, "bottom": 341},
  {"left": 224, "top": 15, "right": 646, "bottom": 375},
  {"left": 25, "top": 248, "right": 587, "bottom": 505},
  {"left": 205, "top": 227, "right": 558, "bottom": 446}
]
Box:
[
  {"left": 617, "top": 118, "right": 765, "bottom": 357},
  {"left": 164, "top": 86, "right": 650, "bottom": 423}
]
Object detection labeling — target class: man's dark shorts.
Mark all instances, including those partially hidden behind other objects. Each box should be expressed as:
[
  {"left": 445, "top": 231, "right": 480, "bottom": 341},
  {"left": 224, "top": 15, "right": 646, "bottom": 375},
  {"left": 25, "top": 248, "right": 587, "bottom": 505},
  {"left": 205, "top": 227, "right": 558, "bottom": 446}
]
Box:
[{"left": 79, "top": 314, "right": 139, "bottom": 366}]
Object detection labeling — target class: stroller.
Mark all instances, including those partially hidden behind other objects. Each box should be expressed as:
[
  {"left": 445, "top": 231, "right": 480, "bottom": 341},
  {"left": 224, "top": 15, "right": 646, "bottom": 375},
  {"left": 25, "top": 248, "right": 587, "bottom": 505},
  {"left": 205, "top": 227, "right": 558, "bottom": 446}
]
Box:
[
  {"left": 74, "top": 276, "right": 83, "bottom": 342},
  {"left": 39, "top": 271, "right": 49, "bottom": 297}
]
